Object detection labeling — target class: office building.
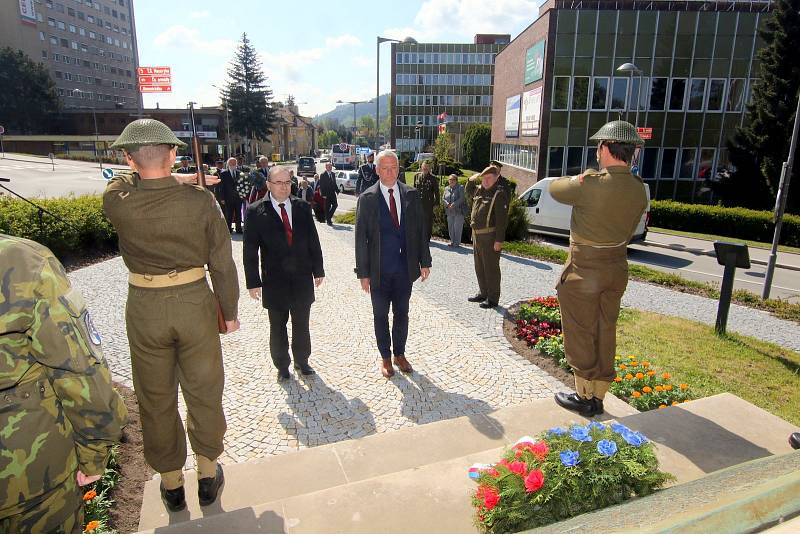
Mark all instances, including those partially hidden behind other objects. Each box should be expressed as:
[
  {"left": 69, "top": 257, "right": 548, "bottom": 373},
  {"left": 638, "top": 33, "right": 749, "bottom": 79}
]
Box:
[
  {"left": 490, "top": 0, "right": 772, "bottom": 201},
  {"left": 391, "top": 34, "right": 509, "bottom": 159},
  {"left": 0, "top": 0, "right": 141, "bottom": 110}
]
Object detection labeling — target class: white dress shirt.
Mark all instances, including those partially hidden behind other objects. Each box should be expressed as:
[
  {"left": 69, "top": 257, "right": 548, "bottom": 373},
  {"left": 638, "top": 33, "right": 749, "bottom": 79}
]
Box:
[
  {"left": 378, "top": 181, "right": 402, "bottom": 222},
  {"left": 270, "top": 196, "right": 292, "bottom": 227}
]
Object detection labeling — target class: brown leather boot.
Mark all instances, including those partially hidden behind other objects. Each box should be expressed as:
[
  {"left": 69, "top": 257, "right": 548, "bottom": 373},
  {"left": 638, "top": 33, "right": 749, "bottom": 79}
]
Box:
[
  {"left": 381, "top": 358, "right": 395, "bottom": 378},
  {"left": 393, "top": 355, "right": 413, "bottom": 373}
]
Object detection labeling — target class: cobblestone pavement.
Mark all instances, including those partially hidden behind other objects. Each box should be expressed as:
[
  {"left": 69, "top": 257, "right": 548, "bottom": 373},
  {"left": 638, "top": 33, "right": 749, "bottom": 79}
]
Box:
[{"left": 69, "top": 224, "right": 800, "bottom": 467}]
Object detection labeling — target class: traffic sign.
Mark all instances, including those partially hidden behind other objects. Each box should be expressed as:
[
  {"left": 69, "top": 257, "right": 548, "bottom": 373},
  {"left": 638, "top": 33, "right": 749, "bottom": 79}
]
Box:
[
  {"left": 137, "top": 66, "right": 171, "bottom": 76},
  {"left": 637, "top": 127, "right": 653, "bottom": 140},
  {"left": 137, "top": 75, "right": 171, "bottom": 85},
  {"left": 139, "top": 85, "right": 172, "bottom": 93},
  {"left": 102, "top": 168, "right": 114, "bottom": 180}
]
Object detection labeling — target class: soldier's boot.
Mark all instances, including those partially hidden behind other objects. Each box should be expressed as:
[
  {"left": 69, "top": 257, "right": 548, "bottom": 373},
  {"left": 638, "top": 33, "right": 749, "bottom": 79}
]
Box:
[
  {"left": 789, "top": 432, "right": 800, "bottom": 450},
  {"left": 160, "top": 470, "right": 186, "bottom": 512},
  {"left": 198, "top": 464, "right": 225, "bottom": 507},
  {"left": 554, "top": 392, "right": 598, "bottom": 417}
]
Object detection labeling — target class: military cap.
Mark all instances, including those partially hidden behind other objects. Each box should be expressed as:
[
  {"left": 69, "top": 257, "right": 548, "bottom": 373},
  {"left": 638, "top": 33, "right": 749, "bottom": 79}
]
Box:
[
  {"left": 478, "top": 165, "right": 501, "bottom": 177},
  {"left": 589, "top": 120, "right": 644, "bottom": 145},
  {"left": 180, "top": 156, "right": 190, "bottom": 162},
  {"left": 110, "top": 119, "right": 187, "bottom": 150},
  {"left": 489, "top": 159, "right": 504, "bottom": 168}
]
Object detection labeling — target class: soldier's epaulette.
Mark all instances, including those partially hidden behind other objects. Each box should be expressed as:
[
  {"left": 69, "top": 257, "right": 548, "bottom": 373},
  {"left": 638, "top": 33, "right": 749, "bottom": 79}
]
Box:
[
  {"left": 107, "top": 170, "right": 136, "bottom": 188},
  {"left": 189, "top": 184, "right": 206, "bottom": 192}
]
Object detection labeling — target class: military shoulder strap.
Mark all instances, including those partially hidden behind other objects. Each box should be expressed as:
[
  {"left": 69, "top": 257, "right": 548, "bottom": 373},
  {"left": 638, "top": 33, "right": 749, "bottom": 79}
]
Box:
[{"left": 486, "top": 189, "right": 501, "bottom": 228}]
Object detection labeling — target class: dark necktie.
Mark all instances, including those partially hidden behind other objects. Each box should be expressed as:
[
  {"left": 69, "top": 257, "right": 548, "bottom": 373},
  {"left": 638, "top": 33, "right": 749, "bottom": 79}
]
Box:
[
  {"left": 388, "top": 188, "right": 399, "bottom": 229},
  {"left": 279, "top": 203, "right": 293, "bottom": 246}
]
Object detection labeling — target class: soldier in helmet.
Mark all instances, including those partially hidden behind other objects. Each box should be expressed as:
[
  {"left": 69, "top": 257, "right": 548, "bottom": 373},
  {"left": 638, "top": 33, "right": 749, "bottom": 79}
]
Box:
[
  {"left": 550, "top": 120, "right": 648, "bottom": 417},
  {"left": 103, "top": 119, "right": 240, "bottom": 512},
  {"left": 0, "top": 234, "right": 127, "bottom": 532}
]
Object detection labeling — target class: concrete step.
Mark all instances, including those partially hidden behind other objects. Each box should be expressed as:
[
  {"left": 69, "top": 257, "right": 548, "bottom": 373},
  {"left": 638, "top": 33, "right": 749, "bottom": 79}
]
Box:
[
  {"left": 137, "top": 394, "right": 636, "bottom": 531},
  {"left": 137, "top": 393, "right": 796, "bottom": 533}
]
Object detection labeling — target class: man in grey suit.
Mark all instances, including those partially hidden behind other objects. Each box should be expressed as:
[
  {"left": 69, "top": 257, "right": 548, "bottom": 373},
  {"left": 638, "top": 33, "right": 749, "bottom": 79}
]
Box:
[{"left": 355, "top": 150, "right": 432, "bottom": 378}]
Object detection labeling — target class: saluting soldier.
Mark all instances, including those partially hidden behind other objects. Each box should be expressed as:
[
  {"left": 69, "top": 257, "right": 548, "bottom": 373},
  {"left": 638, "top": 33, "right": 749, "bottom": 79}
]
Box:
[
  {"left": 0, "top": 234, "right": 127, "bottom": 533},
  {"left": 551, "top": 120, "right": 648, "bottom": 417},
  {"left": 466, "top": 165, "right": 509, "bottom": 309},
  {"left": 413, "top": 160, "right": 440, "bottom": 241},
  {"left": 489, "top": 159, "right": 517, "bottom": 197},
  {"left": 103, "top": 119, "right": 240, "bottom": 512}
]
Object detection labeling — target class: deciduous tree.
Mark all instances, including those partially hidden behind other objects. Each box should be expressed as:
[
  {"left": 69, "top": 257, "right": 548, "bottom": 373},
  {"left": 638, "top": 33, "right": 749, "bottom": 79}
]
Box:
[{"left": 0, "top": 47, "right": 59, "bottom": 134}]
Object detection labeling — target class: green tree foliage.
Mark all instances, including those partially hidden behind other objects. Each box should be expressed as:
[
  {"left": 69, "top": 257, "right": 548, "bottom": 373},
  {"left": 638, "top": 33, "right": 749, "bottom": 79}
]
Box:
[
  {"left": 433, "top": 131, "right": 455, "bottom": 161},
  {"left": 462, "top": 124, "right": 491, "bottom": 171},
  {"left": 222, "top": 34, "right": 278, "bottom": 147},
  {"left": 319, "top": 130, "right": 340, "bottom": 147},
  {"left": 0, "top": 47, "right": 59, "bottom": 134},
  {"left": 716, "top": 0, "right": 800, "bottom": 213}
]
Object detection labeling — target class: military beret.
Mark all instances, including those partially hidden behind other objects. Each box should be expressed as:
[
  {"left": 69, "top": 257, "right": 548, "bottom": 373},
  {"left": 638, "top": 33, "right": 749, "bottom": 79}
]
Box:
[{"left": 110, "top": 119, "right": 187, "bottom": 150}]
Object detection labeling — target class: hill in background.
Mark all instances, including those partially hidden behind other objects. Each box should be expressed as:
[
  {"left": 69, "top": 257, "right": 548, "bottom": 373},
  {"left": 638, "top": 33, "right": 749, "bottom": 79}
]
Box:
[{"left": 314, "top": 94, "right": 389, "bottom": 126}]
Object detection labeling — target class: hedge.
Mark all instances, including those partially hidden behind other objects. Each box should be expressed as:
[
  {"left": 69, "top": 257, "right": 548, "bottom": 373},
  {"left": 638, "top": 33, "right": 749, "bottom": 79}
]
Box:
[
  {"left": 650, "top": 201, "right": 800, "bottom": 247},
  {"left": 0, "top": 194, "right": 116, "bottom": 259}
]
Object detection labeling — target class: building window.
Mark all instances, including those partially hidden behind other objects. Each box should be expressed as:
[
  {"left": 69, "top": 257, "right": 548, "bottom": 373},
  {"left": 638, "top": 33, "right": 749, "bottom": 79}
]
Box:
[
  {"left": 48, "top": 17, "right": 56, "bottom": 26},
  {"left": 566, "top": 147, "right": 584, "bottom": 175},
  {"left": 698, "top": 148, "right": 716, "bottom": 180},
  {"left": 649, "top": 78, "right": 668, "bottom": 111},
  {"left": 660, "top": 148, "right": 678, "bottom": 179},
  {"left": 688, "top": 79, "right": 706, "bottom": 111},
  {"left": 491, "top": 143, "right": 538, "bottom": 171},
  {"left": 548, "top": 147, "right": 564, "bottom": 177},
  {"left": 629, "top": 77, "right": 648, "bottom": 111},
  {"left": 57, "top": 21, "right": 66, "bottom": 30},
  {"left": 50, "top": 36, "right": 58, "bottom": 45},
  {"left": 55, "top": 70, "right": 63, "bottom": 79},
  {"left": 572, "top": 77, "right": 589, "bottom": 110},
  {"left": 41, "top": 50, "right": 48, "bottom": 59},
  {"left": 61, "top": 38, "right": 69, "bottom": 47},
  {"left": 592, "top": 77, "right": 609, "bottom": 110},
  {"left": 640, "top": 147, "right": 660, "bottom": 179},
  {"left": 707, "top": 79, "right": 726, "bottom": 111},
  {"left": 669, "top": 79, "right": 686, "bottom": 111},
  {"left": 39, "top": 31, "right": 45, "bottom": 41},
  {"left": 727, "top": 79, "right": 745, "bottom": 112},
  {"left": 610, "top": 78, "right": 628, "bottom": 110},
  {"left": 678, "top": 148, "right": 696, "bottom": 180},
  {"left": 69, "top": 24, "right": 76, "bottom": 33}
]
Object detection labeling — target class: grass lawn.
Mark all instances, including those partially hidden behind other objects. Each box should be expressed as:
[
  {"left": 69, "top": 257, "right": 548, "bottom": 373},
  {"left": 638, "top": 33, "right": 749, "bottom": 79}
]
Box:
[
  {"left": 650, "top": 226, "right": 800, "bottom": 255},
  {"left": 616, "top": 308, "right": 800, "bottom": 426}
]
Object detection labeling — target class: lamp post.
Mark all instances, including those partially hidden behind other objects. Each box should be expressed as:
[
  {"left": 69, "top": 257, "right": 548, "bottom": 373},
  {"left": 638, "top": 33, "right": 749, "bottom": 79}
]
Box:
[
  {"left": 414, "top": 120, "right": 423, "bottom": 159},
  {"left": 211, "top": 84, "right": 232, "bottom": 158},
  {"left": 616, "top": 63, "right": 644, "bottom": 127},
  {"left": 377, "top": 35, "right": 417, "bottom": 151},
  {"left": 72, "top": 89, "right": 102, "bottom": 172},
  {"left": 337, "top": 99, "right": 369, "bottom": 145}
]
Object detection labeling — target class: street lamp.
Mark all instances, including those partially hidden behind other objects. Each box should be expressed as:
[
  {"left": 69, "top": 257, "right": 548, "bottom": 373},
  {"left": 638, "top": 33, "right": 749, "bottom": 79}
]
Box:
[
  {"left": 211, "top": 84, "right": 232, "bottom": 158},
  {"left": 377, "top": 35, "right": 417, "bottom": 151},
  {"left": 414, "top": 120, "right": 423, "bottom": 159},
  {"left": 337, "top": 99, "right": 369, "bottom": 144},
  {"left": 72, "top": 89, "right": 102, "bottom": 172},
  {"left": 616, "top": 63, "right": 644, "bottom": 127}
]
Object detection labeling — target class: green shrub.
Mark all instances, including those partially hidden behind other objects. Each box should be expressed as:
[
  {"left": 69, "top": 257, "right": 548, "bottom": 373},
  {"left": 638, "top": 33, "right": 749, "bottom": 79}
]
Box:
[
  {"left": 0, "top": 194, "right": 116, "bottom": 259},
  {"left": 461, "top": 123, "right": 491, "bottom": 171},
  {"left": 333, "top": 210, "right": 356, "bottom": 225},
  {"left": 650, "top": 200, "right": 800, "bottom": 247}
]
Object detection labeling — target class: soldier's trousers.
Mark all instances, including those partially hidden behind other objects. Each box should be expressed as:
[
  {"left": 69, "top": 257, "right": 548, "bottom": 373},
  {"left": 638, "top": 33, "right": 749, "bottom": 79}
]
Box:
[
  {"left": 473, "top": 231, "right": 502, "bottom": 304},
  {"left": 0, "top": 475, "right": 82, "bottom": 534},
  {"left": 556, "top": 244, "right": 628, "bottom": 398},
  {"left": 126, "top": 279, "right": 226, "bottom": 475}
]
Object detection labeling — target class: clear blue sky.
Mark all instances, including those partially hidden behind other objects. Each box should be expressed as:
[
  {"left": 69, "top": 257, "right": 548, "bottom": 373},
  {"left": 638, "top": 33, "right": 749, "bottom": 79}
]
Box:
[{"left": 135, "top": 0, "right": 544, "bottom": 117}]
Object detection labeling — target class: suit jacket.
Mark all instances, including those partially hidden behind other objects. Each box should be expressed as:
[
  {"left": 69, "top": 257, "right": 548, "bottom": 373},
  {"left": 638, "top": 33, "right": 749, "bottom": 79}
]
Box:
[
  {"left": 354, "top": 181, "right": 432, "bottom": 288},
  {"left": 356, "top": 163, "right": 378, "bottom": 194},
  {"left": 318, "top": 170, "right": 338, "bottom": 198},
  {"left": 243, "top": 197, "right": 324, "bottom": 310},
  {"left": 217, "top": 169, "right": 239, "bottom": 202},
  {"left": 297, "top": 187, "right": 314, "bottom": 203}
]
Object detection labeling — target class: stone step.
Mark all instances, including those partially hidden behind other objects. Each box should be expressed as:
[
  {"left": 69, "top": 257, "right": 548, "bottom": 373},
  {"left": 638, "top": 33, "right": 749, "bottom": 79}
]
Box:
[
  {"left": 137, "top": 394, "right": 636, "bottom": 531},
  {"left": 137, "top": 393, "right": 796, "bottom": 533}
]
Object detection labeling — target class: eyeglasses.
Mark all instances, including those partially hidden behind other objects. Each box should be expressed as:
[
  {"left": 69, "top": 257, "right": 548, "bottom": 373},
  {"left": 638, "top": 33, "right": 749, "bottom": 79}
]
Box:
[{"left": 270, "top": 180, "right": 293, "bottom": 186}]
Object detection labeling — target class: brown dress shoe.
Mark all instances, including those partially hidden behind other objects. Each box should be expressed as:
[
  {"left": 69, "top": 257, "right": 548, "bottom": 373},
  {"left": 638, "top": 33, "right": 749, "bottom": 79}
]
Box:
[
  {"left": 381, "top": 359, "right": 395, "bottom": 378},
  {"left": 393, "top": 355, "right": 413, "bottom": 373}
]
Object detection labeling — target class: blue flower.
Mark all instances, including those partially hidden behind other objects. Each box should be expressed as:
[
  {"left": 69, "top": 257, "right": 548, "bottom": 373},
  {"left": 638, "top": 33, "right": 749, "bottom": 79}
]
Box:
[
  {"left": 621, "top": 430, "right": 648, "bottom": 447},
  {"left": 588, "top": 421, "right": 607, "bottom": 432},
  {"left": 610, "top": 422, "right": 632, "bottom": 435},
  {"left": 596, "top": 439, "right": 618, "bottom": 457},
  {"left": 560, "top": 450, "right": 581, "bottom": 467},
  {"left": 548, "top": 427, "right": 566, "bottom": 436},
  {"left": 569, "top": 425, "right": 592, "bottom": 442}
]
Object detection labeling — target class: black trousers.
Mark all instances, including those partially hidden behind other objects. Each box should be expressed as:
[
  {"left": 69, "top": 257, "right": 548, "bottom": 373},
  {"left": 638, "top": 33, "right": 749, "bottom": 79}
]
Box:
[
  {"left": 370, "top": 271, "right": 412, "bottom": 359},
  {"left": 325, "top": 195, "right": 338, "bottom": 223},
  {"left": 223, "top": 197, "right": 243, "bottom": 232},
  {"left": 267, "top": 303, "right": 311, "bottom": 372}
]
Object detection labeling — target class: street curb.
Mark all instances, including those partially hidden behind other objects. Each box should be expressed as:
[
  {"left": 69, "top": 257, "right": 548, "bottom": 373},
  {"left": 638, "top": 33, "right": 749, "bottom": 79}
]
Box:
[{"left": 644, "top": 239, "right": 800, "bottom": 272}]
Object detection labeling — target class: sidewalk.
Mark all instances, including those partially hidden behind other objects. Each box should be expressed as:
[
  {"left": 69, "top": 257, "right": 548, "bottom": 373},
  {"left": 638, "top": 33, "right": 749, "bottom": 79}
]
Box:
[{"left": 646, "top": 231, "right": 800, "bottom": 271}]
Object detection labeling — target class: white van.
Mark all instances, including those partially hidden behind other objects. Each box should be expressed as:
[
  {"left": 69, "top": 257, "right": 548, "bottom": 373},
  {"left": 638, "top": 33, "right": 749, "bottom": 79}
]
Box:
[{"left": 518, "top": 177, "right": 651, "bottom": 243}]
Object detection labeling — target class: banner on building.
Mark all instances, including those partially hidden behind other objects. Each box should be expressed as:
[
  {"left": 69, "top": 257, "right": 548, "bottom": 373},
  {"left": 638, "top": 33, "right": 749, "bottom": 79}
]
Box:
[
  {"left": 18, "top": 0, "right": 37, "bottom": 24},
  {"left": 521, "top": 86, "right": 543, "bottom": 137},
  {"left": 504, "top": 95, "right": 521, "bottom": 138},
  {"left": 524, "top": 39, "right": 546, "bottom": 85}
]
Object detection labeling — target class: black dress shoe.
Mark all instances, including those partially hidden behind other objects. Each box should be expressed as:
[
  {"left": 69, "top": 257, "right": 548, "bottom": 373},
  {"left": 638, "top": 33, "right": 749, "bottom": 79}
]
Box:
[
  {"left": 294, "top": 363, "right": 315, "bottom": 375},
  {"left": 479, "top": 300, "right": 498, "bottom": 309},
  {"left": 198, "top": 464, "right": 225, "bottom": 506},
  {"left": 555, "top": 392, "right": 600, "bottom": 417},
  {"left": 592, "top": 397, "right": 604, "bottom": 416},
  {"left": 790, "top": 432, "right": 800, "bottom": 450},
  {"left": 277, "top": 370, "right": 291, "bottom": 381},
  {"left": 160, "top": 483, "right": 186, "bottom": 512},
  {"left": 468, "top": 294, "right": 486, "bottom": 303}
]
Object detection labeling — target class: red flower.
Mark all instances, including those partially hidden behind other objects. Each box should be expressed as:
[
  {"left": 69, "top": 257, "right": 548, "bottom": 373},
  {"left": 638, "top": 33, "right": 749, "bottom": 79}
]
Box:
[
  {"left": 476, "top": 485, "right": 500, "bottom": 510},
  {"left": 487, "top": 468, "right": 499, "bottom": 477},
  {"left": 497, "top": 458, "right": 510, "bottom": 468},
  {"left": 530, "top": 441, "right": 549, "bottom": 461},
  {"left": 508, "top": 461, "right": 528, "bottom": 477},
  {"left": 524, "top": 469, "right": 544, "bottom": 493}
]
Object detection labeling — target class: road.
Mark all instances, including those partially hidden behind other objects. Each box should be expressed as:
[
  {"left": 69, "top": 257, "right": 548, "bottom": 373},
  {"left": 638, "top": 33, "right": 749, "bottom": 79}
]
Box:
[{"left": 2, "top": 153, "right": 796, "bottom": 302}]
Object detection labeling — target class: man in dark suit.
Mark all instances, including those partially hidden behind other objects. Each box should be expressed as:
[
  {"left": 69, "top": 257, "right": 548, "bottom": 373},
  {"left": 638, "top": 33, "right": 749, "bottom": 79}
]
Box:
[
  {"left": 217, "top": 157, "right": 243, "bottom": 233},
  {"left": 355, "top": 150, "right": 432, "bottom": 378},
  {"left": 243, "top": 166, "right": 325, "bottom": 381},
  {"left": 317, "top": 162, "right": 338, "bottom": 226},
  {"left": 257, "top": 156, "right": 271, "bottom": 179},
  {"left": 356, "top": 152, "right": 378, "bottom": 194}
]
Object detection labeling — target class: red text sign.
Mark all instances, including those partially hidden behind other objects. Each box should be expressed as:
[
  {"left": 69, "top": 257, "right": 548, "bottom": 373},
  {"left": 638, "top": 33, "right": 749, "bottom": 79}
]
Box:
[
  {"left": 637, "top": 127, "right": 653, "bottom": 140},
  {"left": 139, "top": 85, "right": 172, "bottom": 93},
  {"left": 137, "top": 66, "right": 171, "bottom": 76},
  {"left": 138, "top": 75, "right": 172, "bottom": 85}
]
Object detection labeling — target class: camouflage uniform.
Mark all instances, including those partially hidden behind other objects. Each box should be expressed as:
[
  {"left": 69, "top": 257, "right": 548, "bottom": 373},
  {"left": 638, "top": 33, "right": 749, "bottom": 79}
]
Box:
[{"left": 0, "top": 234, "right": 127, "bottom": 533}]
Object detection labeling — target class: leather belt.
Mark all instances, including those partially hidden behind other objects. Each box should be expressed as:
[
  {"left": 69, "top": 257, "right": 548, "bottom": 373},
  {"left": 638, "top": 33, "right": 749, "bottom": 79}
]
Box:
[
  {"left": 473, "top": 226, "right": 496, "bottom": 235},
  {"left": 128, "top": 267, "right": 206, "bottom": 288}
]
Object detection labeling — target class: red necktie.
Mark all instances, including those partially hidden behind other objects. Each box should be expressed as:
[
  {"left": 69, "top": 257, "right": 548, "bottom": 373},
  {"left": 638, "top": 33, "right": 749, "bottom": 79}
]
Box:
[
  {"left": 279, "top": 203, "right": 293, "bottom": 246},
  {"left": 388, "top": 188, "right": 400, "bottom": 229}
]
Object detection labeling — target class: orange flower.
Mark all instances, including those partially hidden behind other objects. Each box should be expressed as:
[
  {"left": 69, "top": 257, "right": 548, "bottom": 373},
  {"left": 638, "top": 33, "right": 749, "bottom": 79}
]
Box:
[
  {"left": 624, "top": 373, "right": 634, "bottom": 380},
  {"left": 642, "top": 386, "right": 652, "bottom": 393},
  {"left": 658, "top": 404, "right": 667, "bottom": 409},
  {"left": 635, "top": 372, "right": 644, "bottom": 379},
  {"left": 642, "top": 361, "right": 650, "bottom": 367},
  {"left": 662, "top": 373, "right": 671, "bottom": 380},
  {"left": 664, "top": 384, "right": 673, "bottom": 391},
  {"left": 632, "top": 391, "right": 641, "bottom": 398},
  {"left": 679, "top": 383, "right": 689, "bottom": 390},
  {"left": 85, "top": 521, "right": 100, "bottom": 532},
  {"left": 655, "top": 385, "right": 664, "bottom": 392},
  {"left": 619, "top": 364, "right": 627, "bottom": 371},
  {"left": 630, "top": 361, "right": 639, "bottom": 367},
  {"left": 672, "top": 401, "right": 680, "bottom": 406},
  {"left": 82, "top": 490, "right": 97, "bottom": 502},
  {"left": 614, "top": 377, "right": 622, "bottom": 383},
  {"left": 647, "top": 370, "right": 656, "bottom": 377}
]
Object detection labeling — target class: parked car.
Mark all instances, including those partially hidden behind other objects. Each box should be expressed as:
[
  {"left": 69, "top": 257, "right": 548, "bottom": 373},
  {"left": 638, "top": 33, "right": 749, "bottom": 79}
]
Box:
[
  {"left": 297, "top": 156, "right": 316, "bottom": 178},
  {"left": 518, "top": 178, "right": 650, "bottom": 243},
  {"left": 414, "top": 152, "right": 434, "bottom": 163},
  {"left": 320, "top": 155, "right": 330, "bottom": 163},
  {"left": 335, "top": 171, "right": 359, "bottom": 193}
]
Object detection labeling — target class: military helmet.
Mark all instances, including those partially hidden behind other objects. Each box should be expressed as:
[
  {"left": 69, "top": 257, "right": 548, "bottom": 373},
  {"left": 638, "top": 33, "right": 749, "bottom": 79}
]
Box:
[
  {"left": 110, "top": 118, "right": 187, "bottom": 151},
  {"left": 589, "top": 120, "right": 644, "bottom": 145}
]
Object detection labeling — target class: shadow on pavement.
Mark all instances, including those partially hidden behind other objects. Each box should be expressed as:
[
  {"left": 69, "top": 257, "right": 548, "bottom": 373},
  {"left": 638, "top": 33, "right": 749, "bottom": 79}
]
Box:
[{"left": 626, "top": 248, "right": 693, "bottom": 269}]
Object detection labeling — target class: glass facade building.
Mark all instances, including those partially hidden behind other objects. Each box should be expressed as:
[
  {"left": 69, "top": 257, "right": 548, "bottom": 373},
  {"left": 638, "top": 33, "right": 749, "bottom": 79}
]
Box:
[{"left": 490, "top": 0, "right": 773, "bottom": 201}]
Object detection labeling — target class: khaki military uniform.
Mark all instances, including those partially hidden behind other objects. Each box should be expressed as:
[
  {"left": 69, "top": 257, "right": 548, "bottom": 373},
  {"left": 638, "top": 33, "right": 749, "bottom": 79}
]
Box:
[
  {"left": 414, "top": 172, "right": 440, "bottom": 241},
  {"left": 550, "top": 166, "right": 647, "bottom": 400},
  {"left": 468, "top": 179, "right": 510, "bottom": 304},
  {"left": 0, "top": 234, "right": 127, "bottom": 533},
  {"left": 103, "top": 172, "right": 239, "bottom": 487}
]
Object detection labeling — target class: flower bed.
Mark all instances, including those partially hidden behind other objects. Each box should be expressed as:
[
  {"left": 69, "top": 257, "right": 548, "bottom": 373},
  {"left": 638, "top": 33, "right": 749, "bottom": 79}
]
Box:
[
  {"left": 513, "top": 297, "right": 695, "bottom": 410},
  {"left": 470, "top": 425, "right": 673, "bottom": 532},
  {"left": 82, "top": 446, "right": 120, "bottom": 533}
]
